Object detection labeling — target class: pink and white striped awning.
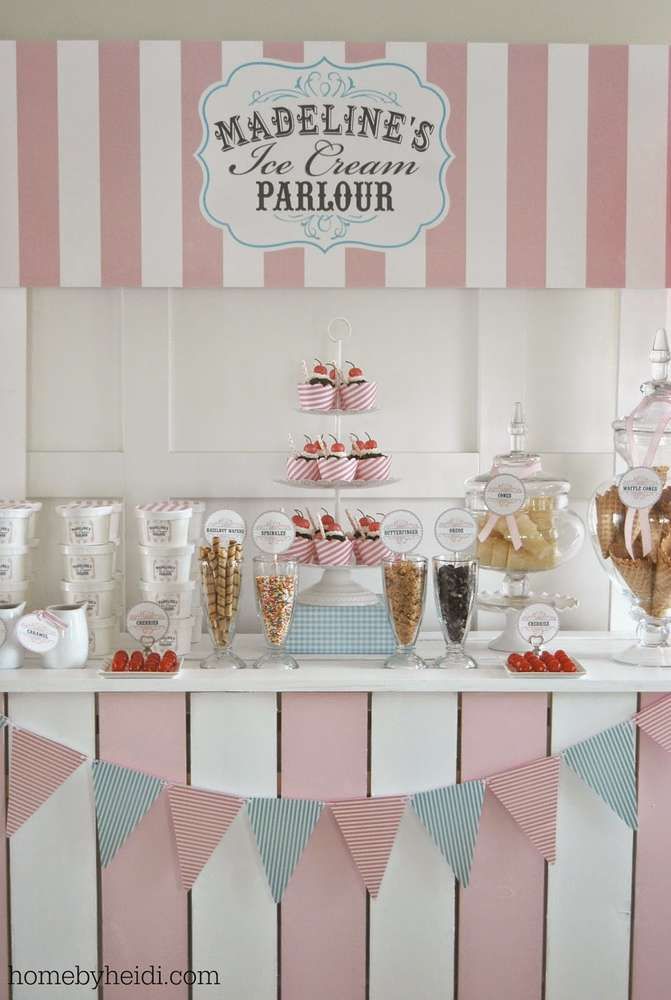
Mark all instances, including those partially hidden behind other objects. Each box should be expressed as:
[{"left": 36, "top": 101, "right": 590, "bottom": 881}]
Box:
[{"left": 1, "top": 40, "right": 669, "bottom": 289}]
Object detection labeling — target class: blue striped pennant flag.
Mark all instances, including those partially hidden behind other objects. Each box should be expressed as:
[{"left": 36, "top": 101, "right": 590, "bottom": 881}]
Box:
[
  {"left": 247, "top": 797, "right": 323, "bottom": 903},
  {"left": 412, "top": 780, "right": 486, "bottom": 887},
  {"left": 562, "top": 720, "right": 638, "bottom": 830},
  {"left": 91, "top": 759, "right": 166, "bottom": 867}
]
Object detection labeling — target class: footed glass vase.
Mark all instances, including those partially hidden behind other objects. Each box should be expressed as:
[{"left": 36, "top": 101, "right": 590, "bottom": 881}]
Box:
[
  {"left": 200, "top": 553, "right": 246, "bottom": 669},
  {"left": 254, "top": 557, "right": 299, "bottom": 670}
]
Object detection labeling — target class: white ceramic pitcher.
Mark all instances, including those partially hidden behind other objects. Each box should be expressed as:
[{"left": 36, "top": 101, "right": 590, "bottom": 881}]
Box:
[
  {"left": 0, "top": 601, "right": 26, "bottom": 669},
  {"left": 42, "top": 603, "right": 89, "bottom": 669}
]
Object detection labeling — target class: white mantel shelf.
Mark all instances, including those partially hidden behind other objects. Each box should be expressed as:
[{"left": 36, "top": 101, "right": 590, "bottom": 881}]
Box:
[{"left": 2, "top": 631, "right": 671, "bottom": 693}]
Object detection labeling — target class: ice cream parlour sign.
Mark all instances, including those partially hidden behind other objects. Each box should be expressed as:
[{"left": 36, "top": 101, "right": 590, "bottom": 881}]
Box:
[{"left": 197, "top": 56, "right": 452, "bottom": 252}]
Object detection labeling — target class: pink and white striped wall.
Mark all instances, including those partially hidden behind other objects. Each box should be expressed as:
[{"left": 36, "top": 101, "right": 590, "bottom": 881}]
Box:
[{"left": 1, "top": 40, "right": 670, "bottom": 289}]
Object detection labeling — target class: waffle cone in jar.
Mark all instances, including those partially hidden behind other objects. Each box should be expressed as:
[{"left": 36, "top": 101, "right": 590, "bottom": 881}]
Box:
[
  {"left": 609, "top": 545, "right": 653, "bottom": 615},
  {"left": 652, "top": 535, "right": 671, "bottom": 619},
  {"left": 595, "top": 486, "right": 625, "bottom": 559}
]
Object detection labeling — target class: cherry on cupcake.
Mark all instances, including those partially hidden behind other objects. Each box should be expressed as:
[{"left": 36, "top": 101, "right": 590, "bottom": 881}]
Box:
[
  {"left": 313, "top": 359, "right": 327, "bottom": 376},
  {"left": 292, "top": 509, "right": 311, "bottom": 531},
  {"left": 328, "top": 433, "right": 346, "bottom": 454},
  {"left": 346, "top": 360, "right": 363, "bottom": 379}
]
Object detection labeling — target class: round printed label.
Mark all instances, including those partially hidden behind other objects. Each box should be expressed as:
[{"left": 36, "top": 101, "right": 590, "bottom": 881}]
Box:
[
  {"left": 126, "top": 602, "right": 169, "bottom": 646},
  {"left": 434, "top": 508, "right": 478, "bottom": 552},
  {"left": 204, "top": 509, "right": 247, "bottom": 546},
  {"left": 484, "top": 474, "right": 526, "bottom": 516},
  {"left": 16, "top": 613, "right": 60, "bottom": 653},
  {"left": 380, "top": 510, "right": 423, "bottom": 554},
  {"left": 252, "top": 511, "right": 295, "bottom": 554},
  {"left": 618, "top": 466, "right": 664, "bottom": 510},
  {"left": 518, "top": 603, "right": 560, "bottom": 646},
  {"left": 0, "top": 620, "right": 6, "bottom": 649}
]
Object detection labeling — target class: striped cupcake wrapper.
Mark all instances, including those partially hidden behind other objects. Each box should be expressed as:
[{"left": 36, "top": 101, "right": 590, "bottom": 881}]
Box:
[
  {"left": 318, "top": 457, "right": 357, "bottom": 482},
  {"left": 315, "top": 539, "right": 354, "bottom": 566},
  {"left": 354, "top": 538, "right": 392, "bottom": 566},
  {"left": 286, "top": 457, "right": 320, "bottom": 481},
  {"left": 339, "top": 381, "right": 377, "bottom": 411},
  {"left": 298, "top": 384, "right": 336, "bottom": 411},
  {"left": 285, "top": 537, "right": 315, "bottom": 565},
  {"left": 354, "top": 455, "right": 392, "bottom": 481}
]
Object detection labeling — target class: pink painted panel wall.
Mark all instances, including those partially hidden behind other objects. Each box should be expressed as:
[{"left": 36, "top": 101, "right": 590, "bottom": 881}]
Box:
[
  {"left": 507, "top": 44, "right": 548, "bottom": 287},
  {"left": 281, "top": 693, "right": 368, "bottom": 1000},
  {"left": 181, "top": 41, "right": 223, "bottom": 287},
  {"left": 426, "top": 43, "right": 467, "bottom": 287},
  {"left": 98, "top": 693, "right": 187, "bottom": 998},
  {"left": 459, "top": 692, "right": 548, "bottom": 1000},
  {"left": 16, "top": 42, "right": 60, "bottom": 286},
  {"left": 586, "top": 45, "right": 628, "bottom": 287},
  {"left": 0, "top": 698, "right": 8, "bottom": 1000},
  {"left": 631, "top": 693, "right": 671, "bottom": 1000}
]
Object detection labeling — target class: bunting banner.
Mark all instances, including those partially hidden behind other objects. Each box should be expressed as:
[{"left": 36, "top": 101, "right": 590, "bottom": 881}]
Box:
[
  {"left": 330, "top": 796, "right": 407, "bottom": 897},
  {"left": 562, "top": 720, "right": 638, "bottom": 829},
  {"left": 247, "top": 797, "right": 323, "bottom": 903},
  {"left": 412, "top": 780, "right": 485, "bottom": 887},
  {"left": 7, "top": 728, "right": 87, "bottom": 836},
  {"left": 487, "top": 756, "right": 561, "bottom": 862},
  {"left": 634, "top": 695, "right": 671, "bottom": 752},
  {"left": 168, "top": 784, "right": 245, "bottom": 891},
  {"left": 91, "top": 760, "right": 166, "bottom": 867}
]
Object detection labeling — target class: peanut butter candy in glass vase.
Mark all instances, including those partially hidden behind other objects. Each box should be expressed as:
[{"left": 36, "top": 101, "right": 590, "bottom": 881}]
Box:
[
  {"left": 589, "top": 329, "right": 671, "bottom": 665},
  {"left": 465, "top": 403, "right": 585, "bottom": 651}
]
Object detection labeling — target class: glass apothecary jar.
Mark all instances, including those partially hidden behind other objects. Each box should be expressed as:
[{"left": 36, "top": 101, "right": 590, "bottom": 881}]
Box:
[
  {"left": 588, "top": 329, "right": 671, "bottom": 665},
  {"left": 464, "top": 403, "right": 584, "bottom": 650}
]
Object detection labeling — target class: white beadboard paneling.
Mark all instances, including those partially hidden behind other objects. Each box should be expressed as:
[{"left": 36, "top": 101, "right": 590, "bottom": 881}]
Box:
[
  {"left": 190, "top": 693, "right": 277, "bottom": 1000},
  {"left": 27, "top": 288, "right": 122, "bottom": 453},
  {"left": 546, "top": 44, "right": 588, "bottom": 288},
  {"left": 221, "top": 42, "right": 265, "bottom": 288},
  {"left": 169, "top": 288, "right": 477, "bottom": 453},
  {"left": 545, "top": 693, "right": 636, "bottom": 1000},
  {"left": 140, "top": 41, "right": 183, "bottom": 288},
  {"left": 57, "top": 41, "right": 101, "bottom": 288},
  {"left": 466, "top": 44, "right": 508, "bottom": 288},
  {"left": 384, "top": 43, "right": 427, "bottom": 289},
  {"left": 626, "top": 46, "right": 669, "bottom": 289},
  {"left": 370, "top": 693, "right": 458, "bottom": 1000},
  {"left": 0, "top": 289, "right": 27, "bottom": 497},
  {"left": 0, "top": 41, "right": 19, "bottom": 287},
  {"left": 9, "top": 693, "right": 97, "bottom": 999}
]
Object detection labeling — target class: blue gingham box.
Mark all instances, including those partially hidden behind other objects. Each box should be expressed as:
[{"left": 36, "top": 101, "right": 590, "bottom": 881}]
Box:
[{"left": 286, "top": 600, "right": 396, "bottom": 656}]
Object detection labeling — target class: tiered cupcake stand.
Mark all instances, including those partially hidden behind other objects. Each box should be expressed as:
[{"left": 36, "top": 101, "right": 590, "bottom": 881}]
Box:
[{"left": 275, "top": 318, "right": 399, "bottom": 606}]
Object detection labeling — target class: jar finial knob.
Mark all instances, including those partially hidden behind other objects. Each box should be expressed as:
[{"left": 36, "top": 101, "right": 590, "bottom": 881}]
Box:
[
  {"left": 508, "top": 401, "right": 527, "bottom": 452},
  {"left": 650, "top": 328, "right": 670, "bottom": 382}
]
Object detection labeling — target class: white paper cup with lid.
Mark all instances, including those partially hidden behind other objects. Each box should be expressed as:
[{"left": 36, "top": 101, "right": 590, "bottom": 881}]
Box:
[
  {"left": 56, "top": 501, "right": 116, "bottom": 546},
  {"left": 155, "top": 616, "right": 193, "bottom": 655},
  {"left": 88, "top": 616, "right": 118, "bottom": 657},
  {"left": 139, "top": 579, "right": 195, "bottom": 619},
  {"left": 60, "top": 578, "right": 117, "bottom": 620},
  {"left": 0, "top": 580, "right": 29, "bottom": 605},
  {"left": 135, "top": 502, "right": 193, "bottom": 547},
  {"left": 60, "top": 542, "right": 117, "bottom": 582},
  {"left": 139, "top": 543, "right": 195, "bottom": 584},
  {"left": 0, "top": 502, "right": 37, "bottom": 547},
  {"left": 0, "top": 545, "right": 30, "bottom": 583}
]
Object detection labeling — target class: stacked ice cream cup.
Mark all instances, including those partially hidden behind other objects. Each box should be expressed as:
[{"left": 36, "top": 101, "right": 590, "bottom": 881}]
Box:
[
  {"left": 135, "top": 500, "right": 205, "bottom": 654},
  {"left": 0, "top": 500, "right": 42, "bottom": 606},
  {"left": 57, "top": 499, "right": 123, "bottom": 656}
]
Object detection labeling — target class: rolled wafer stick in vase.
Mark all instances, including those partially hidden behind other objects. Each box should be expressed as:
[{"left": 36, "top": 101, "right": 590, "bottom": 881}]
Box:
[{"left": 200, "top": 539, "right": 245, "bottom": 669}]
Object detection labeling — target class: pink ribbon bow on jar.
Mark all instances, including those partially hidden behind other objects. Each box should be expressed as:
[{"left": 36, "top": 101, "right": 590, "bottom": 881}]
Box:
[{"left": 477, "top": 457, "right": 542, "bottom": 552}]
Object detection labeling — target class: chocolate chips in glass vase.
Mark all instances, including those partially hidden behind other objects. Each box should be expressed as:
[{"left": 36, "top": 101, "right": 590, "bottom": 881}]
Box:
[{"left": 436, "top": 562, "right": 476, "bottom": 644}]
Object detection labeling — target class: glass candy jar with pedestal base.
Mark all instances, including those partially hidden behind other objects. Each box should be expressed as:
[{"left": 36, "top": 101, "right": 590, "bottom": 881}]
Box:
[
  {"left": 465, "top": 403, "right": 584, "bottom": 651},
  {"left": 589, "top": 329, "right": 671, "bottom": 665},
  {"left": 254, "top": 557, "right": 300, "bottom": 670}
]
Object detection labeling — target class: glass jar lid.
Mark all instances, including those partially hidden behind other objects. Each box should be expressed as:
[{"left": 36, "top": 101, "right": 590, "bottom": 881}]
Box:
[
  {"left": 612, "top": 329, "right": 671, "bottom": 442},
  {"left": 465, "top": 402, "right": 570, "bottom": 502}
]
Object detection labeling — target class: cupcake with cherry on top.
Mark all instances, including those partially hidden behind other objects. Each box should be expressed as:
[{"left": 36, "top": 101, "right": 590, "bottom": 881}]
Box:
[
  {"left": 314, "top": 510, "right": 354, "bottom": 566},
  {"left": 286, "top": 435, "right": 324, "bottom": 482},
  {"left": 350, "top": 510, "right": 392, "bottom": 566},
  {"left": 318, "top": 434, "right": 357, "bottom": 482},
  {"left": 339, "top": 362, "right": 377, "bottom": 411},
  {"left": 285, "top": 509, "right": 316, "bottom": 564},
  {"left": 351, "top": 433, "right": 392, "bottom": 482},
  {"left": 298, "top": 359, "right": 338, "bottom": 411}
]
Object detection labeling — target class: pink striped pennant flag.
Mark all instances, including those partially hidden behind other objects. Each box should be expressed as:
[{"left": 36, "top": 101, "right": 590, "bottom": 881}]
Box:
[
  {"left": 329, "top": 795, "right": 407, "bottom": 897},
  {"left": 634, "top": 695, "right": 671, "bottom": 752},
  {"left": 7, "top": 728, "right": 87, "bottom": 836},
  {"left": 486, "top": 755, "right": 561, "bottom": 863},
  {"left": 167, "top": 783, "right": 245, "bottom": 891}
]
